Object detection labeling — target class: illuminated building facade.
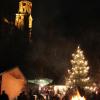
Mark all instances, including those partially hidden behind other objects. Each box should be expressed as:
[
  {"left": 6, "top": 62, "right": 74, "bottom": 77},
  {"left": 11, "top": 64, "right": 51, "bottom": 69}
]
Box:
[{"left": 15, "top": 0, "right": 33, "bottom": 41}]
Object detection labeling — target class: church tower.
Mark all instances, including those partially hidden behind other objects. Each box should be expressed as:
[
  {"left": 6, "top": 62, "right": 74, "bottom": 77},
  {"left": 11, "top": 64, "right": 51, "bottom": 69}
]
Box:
[{"left": 15, "top": 0, "right": 33, "bottom": 41}]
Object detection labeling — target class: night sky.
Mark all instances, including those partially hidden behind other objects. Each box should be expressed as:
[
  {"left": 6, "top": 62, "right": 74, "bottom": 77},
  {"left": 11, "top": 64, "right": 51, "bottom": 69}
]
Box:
[{"left": 0, "top": 0, "right": 100, "bottom": 83}]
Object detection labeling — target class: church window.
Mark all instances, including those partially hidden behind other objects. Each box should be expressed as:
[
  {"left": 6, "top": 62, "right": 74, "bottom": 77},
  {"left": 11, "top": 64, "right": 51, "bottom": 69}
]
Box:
[{"left": 23, "top": 3, "right": 26, "bottom": 6}]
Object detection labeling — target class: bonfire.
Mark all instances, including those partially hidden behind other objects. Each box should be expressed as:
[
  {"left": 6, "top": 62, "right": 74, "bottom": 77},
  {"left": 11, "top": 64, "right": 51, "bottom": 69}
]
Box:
[{"left": 71, "top": 89, "right": 86, "bottom": 100}]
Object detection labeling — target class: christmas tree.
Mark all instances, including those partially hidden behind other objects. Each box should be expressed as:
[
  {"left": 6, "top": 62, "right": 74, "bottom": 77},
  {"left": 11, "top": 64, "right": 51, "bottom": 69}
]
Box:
[{"left": 65, "top": 46, "right": 97, "bottom": 92}]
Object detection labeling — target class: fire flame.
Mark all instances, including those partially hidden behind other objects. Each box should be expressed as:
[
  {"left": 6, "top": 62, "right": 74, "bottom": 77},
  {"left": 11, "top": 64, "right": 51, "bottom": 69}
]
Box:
[{"left": 71, "top": 90, "right": 86, "bottom": 100}]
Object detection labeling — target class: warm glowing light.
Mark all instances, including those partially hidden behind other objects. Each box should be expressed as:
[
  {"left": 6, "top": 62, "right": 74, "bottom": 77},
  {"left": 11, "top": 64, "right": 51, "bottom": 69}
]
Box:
[
  {"left": 15, "top": 0, "right": 32, "bottom": 30},
  {"left": 65, "top": 46, "right": 96, "bottom": 92},
  {"left": 54, "top": 85, "right": 67, "bottom": 95},
  {"left": 19, "top": 1, "right": 32, "bottom": 14},
  {"left": 15, "top": 14, "right": 24, "bottom": 29},
  {"left": 4, "top": 18, "right": 9, "bottom": 24},
  {"left": 71, "top": 90, "right": 86, "bottom": 100},
  {"left": 29, "top": 14, "right": 33, "bottom": 28}
]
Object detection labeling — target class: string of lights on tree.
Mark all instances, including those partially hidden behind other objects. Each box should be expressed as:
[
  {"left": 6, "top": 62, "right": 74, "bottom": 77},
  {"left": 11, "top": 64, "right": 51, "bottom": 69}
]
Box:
[{"left": 65, "top": 46, "right": 97, "bottom": 92}]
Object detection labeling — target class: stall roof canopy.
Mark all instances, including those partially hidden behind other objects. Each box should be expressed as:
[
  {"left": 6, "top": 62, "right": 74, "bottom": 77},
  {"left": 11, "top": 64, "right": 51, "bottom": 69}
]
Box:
[{"left": 28, "top": 78, "right": 53, "bottom": 86}]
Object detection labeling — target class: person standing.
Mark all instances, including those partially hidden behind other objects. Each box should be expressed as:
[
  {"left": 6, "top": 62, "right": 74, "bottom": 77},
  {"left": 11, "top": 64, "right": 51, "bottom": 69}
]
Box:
[{"left": 0, "top": 90, "right": 9, "bottom": 100}]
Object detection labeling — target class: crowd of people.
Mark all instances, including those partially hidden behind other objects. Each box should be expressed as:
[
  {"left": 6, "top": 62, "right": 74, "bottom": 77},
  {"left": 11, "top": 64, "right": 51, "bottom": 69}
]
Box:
[{"left": 1, "top": 88, "right": 100, "bottom": 100}]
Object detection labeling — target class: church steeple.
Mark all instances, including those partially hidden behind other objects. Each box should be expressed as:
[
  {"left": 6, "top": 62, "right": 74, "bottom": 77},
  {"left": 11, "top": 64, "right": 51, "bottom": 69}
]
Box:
[
  {"left": 15, "top": 0, "right": 33, "bottom": 41},
  {"left": 18, "top": 0, "right": 32, "bottom": 14}
]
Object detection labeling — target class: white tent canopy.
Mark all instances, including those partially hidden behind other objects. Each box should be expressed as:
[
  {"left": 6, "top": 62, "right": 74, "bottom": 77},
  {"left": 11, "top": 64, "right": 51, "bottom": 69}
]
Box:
[{"left": 28, "top": 78, "right": 53, "bottom": 87}]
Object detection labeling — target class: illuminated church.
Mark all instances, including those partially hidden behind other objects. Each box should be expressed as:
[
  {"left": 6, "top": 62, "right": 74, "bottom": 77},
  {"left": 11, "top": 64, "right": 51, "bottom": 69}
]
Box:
[{"left": 15, "top": 0, "right": 33, "bottom": 41}]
